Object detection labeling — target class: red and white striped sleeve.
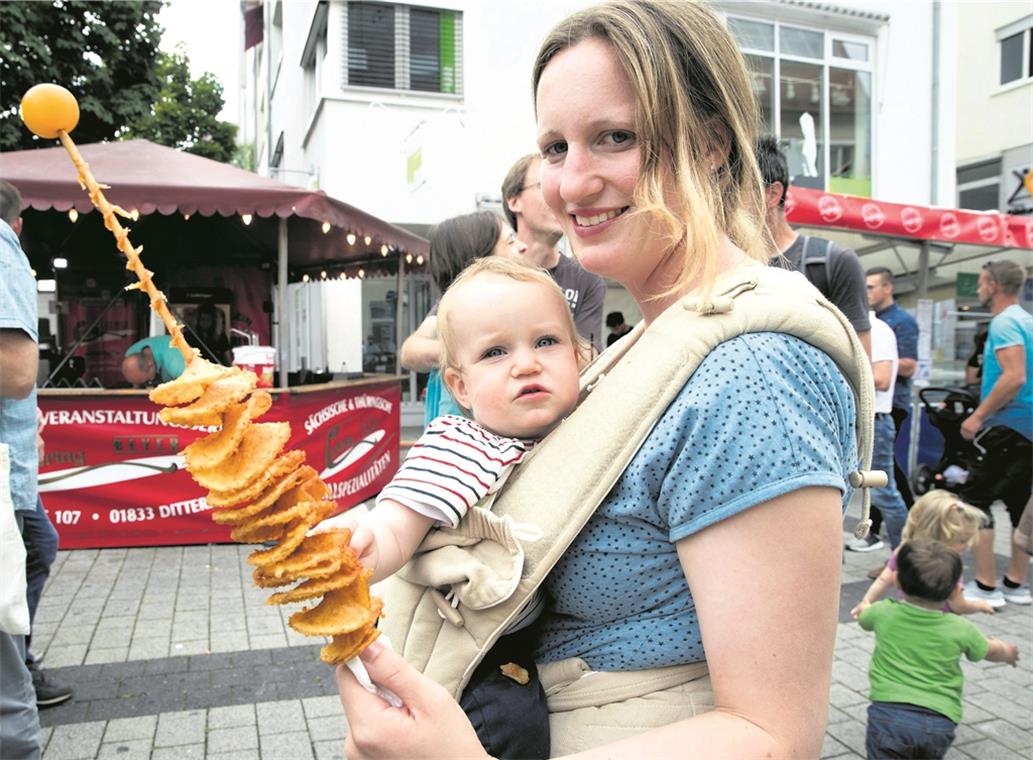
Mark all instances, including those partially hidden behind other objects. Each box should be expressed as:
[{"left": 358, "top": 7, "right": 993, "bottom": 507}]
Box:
[{"left": 376, "top": 415, "right": 531, "bottom": 527}]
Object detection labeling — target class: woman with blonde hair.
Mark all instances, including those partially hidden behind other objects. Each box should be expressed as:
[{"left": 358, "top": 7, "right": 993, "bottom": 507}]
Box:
[{"left": 337, "top": 2, "right": 864, "bottom": 756}]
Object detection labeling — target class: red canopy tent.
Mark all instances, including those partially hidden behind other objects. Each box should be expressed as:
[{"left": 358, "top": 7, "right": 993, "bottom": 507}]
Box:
[{"left": 0, "top": 139, "right": 429, "bottom": 386}]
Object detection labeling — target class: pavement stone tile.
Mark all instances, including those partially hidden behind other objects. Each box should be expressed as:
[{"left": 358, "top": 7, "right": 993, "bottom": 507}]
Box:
[
  {"left": 825, "top": 718, "right": 868, "bottom": 757},
  {"left": 208, "top": 724, "right": 261, "bottom": 754},
  {"left": 50, "top": 626, "right": 96, "bottom": 647},
  {"left": 972, "top": 693, "right": 1033, "bottom": 729},
  {"left": 40, "top": 726, "right": 53, "bottom": 748},
  {"left": 211, "top": 630, "right": 250, "bottom": 651},
  {"left": 956, "top": 738, "right": 1030, "bottom": 759},
  {"left": 102, "top": 714, "right": 157, "bottom": 742},
  {"left": 306, "top": 715, "right": 347, "bottom": 742},
  {"left": 170, "top": 639, "right": 211, "bottom": 656},
  {"left": 208, "top": 703, "right": 257, "bottom": 729},
  {"left": 133, "top": 618, "right": 173, "bottom": 638},
  {"left": 250, "top": 633, "right": 289, "bottom": 649},
  {"left": 820, "top": 732, "right": 852, "bottom": 759},
  {"left": 154, "top": 709, "right": 207, "bottom": 747},
  {"left": 43, "top": 721, "right": 105, "bottom": 760},
  {"left": 210, "top": 752, "right": 260, "bottom": 760},
  {"left": 314, "top": 739, "right": 345, "bottom": 760},
  {"left": 829, "top": 683, "right": 868, "bottom": 710},
  {"left": 84, "top": 646, "right": 128, "bottom": 665},
  {"left": 128, "top": 637, "right": 170, "bottom": 660},
  {"left": 96, "top": 739, "right": 152, "bottom": 759},
  {"left": 972, "top": 719, "right": 1033, "bottom": 749},
  {"left": 151, "top": 744, "right": 205, "bottom": 760},
  {"left": 256, "top": 699, "right": 308, "bottom": 735},
  {"left": 302, "top": 695, "right": 343, "bottom": 720},
  {"left": 43, "top": 644, "right": 87, "bottom": 668},
  {"left": 260, "top": 731, "right": 315, "bottom": 760}
]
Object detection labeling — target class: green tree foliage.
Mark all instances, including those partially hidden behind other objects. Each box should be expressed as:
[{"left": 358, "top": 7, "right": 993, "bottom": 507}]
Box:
[
  {"left": 0, "top": 0, "right": 164, "bottom": 150},
  {"left": 126, "top": 48, "right": 238, "bottom": 163}
]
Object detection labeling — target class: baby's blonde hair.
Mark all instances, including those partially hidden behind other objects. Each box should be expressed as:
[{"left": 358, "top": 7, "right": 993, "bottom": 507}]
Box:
[
  {"left": 901, "top": 490, "right": 986, "bottom": 549},
  {"left": 437, "top": 256, "right": 591, "bottom": 371}
]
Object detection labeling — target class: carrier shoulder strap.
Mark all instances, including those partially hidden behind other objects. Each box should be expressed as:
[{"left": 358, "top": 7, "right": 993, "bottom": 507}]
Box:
[{"left": 379, "top": 260, "right": 882, "bottom": 699}]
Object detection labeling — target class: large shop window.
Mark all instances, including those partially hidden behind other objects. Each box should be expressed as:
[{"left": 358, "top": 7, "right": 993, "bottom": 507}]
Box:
[
  {"left": 346, "top": 2, "right": 462, "bottom": 96},
  {"left": 730, "top": 16, "right": 873, "bottom": 197}
]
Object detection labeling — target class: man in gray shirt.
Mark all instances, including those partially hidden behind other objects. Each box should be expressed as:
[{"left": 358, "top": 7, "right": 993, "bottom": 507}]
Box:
[
  {"left": 502, "top": 154, "right": 606, "bottom": 353},
  {"left": 756, "top": 136, "right": 871, "bottom": 357}
]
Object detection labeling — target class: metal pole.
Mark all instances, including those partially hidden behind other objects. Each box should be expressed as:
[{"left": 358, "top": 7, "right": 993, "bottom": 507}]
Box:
[
  {"left": 395, "top": 252, "right": 405, "bottom": 379},
  {"left": 277, "top": 217, "right": 288, "bottom": 389},
  {"left": 907, "top": 239, "right": 932, "bottom": 479}
]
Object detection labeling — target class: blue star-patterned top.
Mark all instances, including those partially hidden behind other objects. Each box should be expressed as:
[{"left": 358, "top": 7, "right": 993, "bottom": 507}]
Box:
[{"left": 535, "top": 332, "right": 857, "bottom": 670}]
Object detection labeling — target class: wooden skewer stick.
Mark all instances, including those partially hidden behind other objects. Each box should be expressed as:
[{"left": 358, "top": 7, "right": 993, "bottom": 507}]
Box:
[{"left": 56, "top": 130, "right": 194, "bottom": 364}]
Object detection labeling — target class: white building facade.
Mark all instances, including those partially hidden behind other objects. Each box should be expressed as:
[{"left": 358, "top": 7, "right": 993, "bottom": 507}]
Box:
[
  {"left": 243, "top": 0, "right": 959, "bottom": 222},
  {"left": 240, "top": 0, "right": 962, "bottom": 407},
  {"left": 955, "top": 2, "right": 1033, "bottom": 216}
]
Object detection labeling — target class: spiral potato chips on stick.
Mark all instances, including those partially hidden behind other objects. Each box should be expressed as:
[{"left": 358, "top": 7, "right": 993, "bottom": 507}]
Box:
[{"left": 20, "top": 83, "right": 382, "bottom": 665}]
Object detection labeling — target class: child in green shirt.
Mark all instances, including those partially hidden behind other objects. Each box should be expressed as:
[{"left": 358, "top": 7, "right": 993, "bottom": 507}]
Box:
[{"left": 859, "top": 538, "right": 1019, "bottom": 759}]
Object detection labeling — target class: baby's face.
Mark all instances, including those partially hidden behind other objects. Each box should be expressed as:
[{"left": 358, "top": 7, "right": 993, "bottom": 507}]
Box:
[{"left": 444, "top": 274, "right": 580, "bottom": 440}]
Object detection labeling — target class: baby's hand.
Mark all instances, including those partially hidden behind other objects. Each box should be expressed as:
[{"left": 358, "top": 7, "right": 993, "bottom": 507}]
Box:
[
  {"left": 974, "top": 599, "right": 996, "bottom": 615},
  {"left": 850, "top": 599, "right": 870, "bottom": 620},
  {"left": 349, "top": 519, "right": 378, "bottom": 572},
  {"left": 1000, "top": 641, "right": 1020, "bottom": 667}
]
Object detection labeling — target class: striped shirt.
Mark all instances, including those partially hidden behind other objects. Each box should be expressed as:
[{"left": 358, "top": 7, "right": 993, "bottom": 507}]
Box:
[{"left": 377, "top": 415, "right": 533, "bottom": 527}]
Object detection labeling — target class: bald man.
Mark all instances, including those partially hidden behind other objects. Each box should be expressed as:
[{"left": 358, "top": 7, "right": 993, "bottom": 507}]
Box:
[{"left": 121, "top": 335, "right": 185, "bottom": 387}]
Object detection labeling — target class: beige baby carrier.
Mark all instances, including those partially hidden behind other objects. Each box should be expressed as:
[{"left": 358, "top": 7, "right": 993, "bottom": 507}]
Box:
[{"left": 379, "top": 260, "right": 882, "bottom": 751}]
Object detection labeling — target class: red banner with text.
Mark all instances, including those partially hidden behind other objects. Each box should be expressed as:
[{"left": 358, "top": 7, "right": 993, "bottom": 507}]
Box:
[{"left": 38, "top": 382, "right": 400, "bottom": 549}]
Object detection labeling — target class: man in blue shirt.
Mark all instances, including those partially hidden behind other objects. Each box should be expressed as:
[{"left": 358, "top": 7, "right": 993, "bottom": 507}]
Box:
[
  {"left": 960, "top": 260, "right": 1032, "bottom": 608},
  {"left": 0, "top": 181, "right": 43, "bottom": 758},
  {"left": 853, "top": 267, "right": 919, "bottom": 558}
]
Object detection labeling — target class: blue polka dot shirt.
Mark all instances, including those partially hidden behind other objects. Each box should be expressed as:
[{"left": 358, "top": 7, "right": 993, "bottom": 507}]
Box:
[{"left": 535, "top": 332, "right": 858, "bottom": 671}]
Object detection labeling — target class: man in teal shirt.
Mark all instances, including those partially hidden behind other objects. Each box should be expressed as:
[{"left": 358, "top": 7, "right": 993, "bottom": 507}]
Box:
[
  {"left": 959, "top": 260, "right": 1033, "bottom": 608},
  {"left": 121, "top": 335, "right": 186, "bottom": 386}
]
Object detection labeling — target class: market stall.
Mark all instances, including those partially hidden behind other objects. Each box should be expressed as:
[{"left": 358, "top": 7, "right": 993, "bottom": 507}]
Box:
[
  {"left": 783, "top": 185, "right": 1033, "bottom": 477},
  {"left": 0, "top": 139, "right": 428, "bottom": 548}
]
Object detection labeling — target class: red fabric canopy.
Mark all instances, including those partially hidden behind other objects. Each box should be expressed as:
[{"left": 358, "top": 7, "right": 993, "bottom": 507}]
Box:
[
  {"left": 0, "top": 139, "right": 428, "bottom": 260},
  {"left": 786, "top": 186, "right": 1033, "bottom": 250}
]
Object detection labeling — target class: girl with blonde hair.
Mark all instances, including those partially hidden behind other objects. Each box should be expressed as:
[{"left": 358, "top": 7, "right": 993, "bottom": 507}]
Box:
[
  {"left": 338, "top": 2, "right": 862, "bottom": 756},
  {"left": 851, "top": 491, "right": 993, "bottom": 618}
]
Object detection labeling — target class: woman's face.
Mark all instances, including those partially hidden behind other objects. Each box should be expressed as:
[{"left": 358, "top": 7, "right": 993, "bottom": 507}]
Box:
[
  {"left": 536, "top": 37, "right": 661, "bottom": 296},
  {"left": 493, "top": 222, "right": 527, "bottom": 260}
]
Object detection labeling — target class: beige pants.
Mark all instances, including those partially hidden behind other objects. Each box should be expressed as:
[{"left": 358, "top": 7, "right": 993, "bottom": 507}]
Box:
[{"left": 539, "top": 658, "right": 713, "bottom": 756}]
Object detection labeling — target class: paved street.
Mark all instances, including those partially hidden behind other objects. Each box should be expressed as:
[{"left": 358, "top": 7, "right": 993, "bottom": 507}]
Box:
[{"left": 28, "top": 497, "right": 1033, "bottom": 759}]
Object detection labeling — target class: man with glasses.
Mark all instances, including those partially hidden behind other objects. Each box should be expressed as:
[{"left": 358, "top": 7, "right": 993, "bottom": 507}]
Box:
[
  {"left": 502, "top": 154, "right": 605, "bottom": 352},
  {"left": 959, "top": 260, "right": 1032, "bottom": 608}
]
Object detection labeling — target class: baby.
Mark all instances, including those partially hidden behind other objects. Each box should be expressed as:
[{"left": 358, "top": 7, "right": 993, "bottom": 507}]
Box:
[{"left": 336, "top": 255, "right": 587, "bottom": 759}]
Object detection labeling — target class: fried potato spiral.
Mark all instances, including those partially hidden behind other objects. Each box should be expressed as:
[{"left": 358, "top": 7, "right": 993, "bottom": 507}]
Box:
[{"left": 151, "top": 362, "right": 381, "bottom": 664}]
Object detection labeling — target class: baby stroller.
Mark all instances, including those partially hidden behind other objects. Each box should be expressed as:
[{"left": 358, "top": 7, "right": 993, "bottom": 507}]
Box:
[{"left": 910, "top": 386, "right": 980, "bottom": 496}]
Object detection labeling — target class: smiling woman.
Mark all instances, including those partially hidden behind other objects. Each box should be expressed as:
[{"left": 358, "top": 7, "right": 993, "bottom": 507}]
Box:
[{"left": 335, "top": 3, "right": 867, "bottom": 758}]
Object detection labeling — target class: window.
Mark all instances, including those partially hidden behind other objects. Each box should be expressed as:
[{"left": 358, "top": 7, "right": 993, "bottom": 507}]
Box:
[
  {"left": 302, "top": 2, "right": 329, "bottom": 119},
  {"left": 957, "top": 159, "right": 1001, "bottom": 212},
  {"left": 730, "top": 16, "right": 874, "bottom": 196},
  {"left": 345, "top": 2, "right": 462, "bottom": 96},
  {"left": 997, "top": 17, "right": 1033, "bottom": 85}
]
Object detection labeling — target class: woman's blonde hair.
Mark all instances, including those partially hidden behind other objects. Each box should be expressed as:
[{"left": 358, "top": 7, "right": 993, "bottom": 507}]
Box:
[
  {"left": 902, "top": 490, "right": 987, "bottom": 549},
  {"left": 532, "top": 0, "right": 768, "bottom": 298},
  {"left": 437, "top": 256, "right": 591, "bottom": 371}
]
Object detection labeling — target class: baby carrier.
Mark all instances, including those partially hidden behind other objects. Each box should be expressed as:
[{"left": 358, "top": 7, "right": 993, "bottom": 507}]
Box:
[{"left": 379, "top": 260, "right": 883, "bottom": 706}]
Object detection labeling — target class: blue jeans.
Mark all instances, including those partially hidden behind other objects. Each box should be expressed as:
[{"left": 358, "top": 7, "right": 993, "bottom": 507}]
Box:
[
  {"left": 19, "top": 496, "right": 59, "bottom": 658},
  {"left": 871, "top": 414, "right": 908, "bottom": 549},
  {"left": 866, "top": 701, "right": 956, "bottom": 759}
]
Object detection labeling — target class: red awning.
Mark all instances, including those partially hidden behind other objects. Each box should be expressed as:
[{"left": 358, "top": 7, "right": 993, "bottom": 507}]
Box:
[
  {"left": 0, "top": 139, "right": 428, "bottom": 261},
  {"left": 786, "top": 186, "right": 1033, "bottom": 251}
]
